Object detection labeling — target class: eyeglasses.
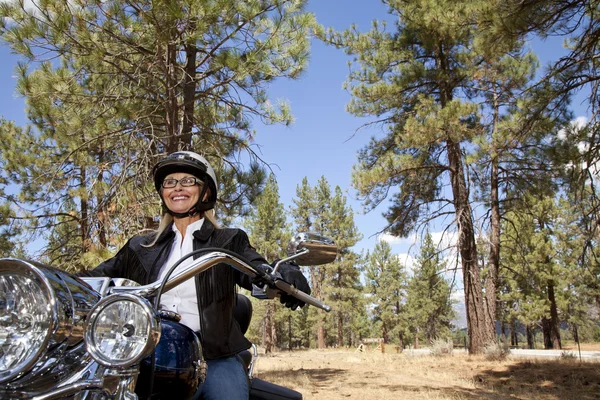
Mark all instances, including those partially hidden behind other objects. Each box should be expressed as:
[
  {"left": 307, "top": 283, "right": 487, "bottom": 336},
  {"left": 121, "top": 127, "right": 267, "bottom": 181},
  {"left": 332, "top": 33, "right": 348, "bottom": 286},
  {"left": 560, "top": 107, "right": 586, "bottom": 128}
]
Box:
[{"left": 162, "top": 177, "right": 203, "bottom": 188}]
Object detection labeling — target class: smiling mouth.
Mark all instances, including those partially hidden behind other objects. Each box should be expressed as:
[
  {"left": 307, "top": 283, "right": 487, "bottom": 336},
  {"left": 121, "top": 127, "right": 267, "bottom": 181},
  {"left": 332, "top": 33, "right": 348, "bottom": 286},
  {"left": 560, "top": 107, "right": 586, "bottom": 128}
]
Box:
[{"left": 171, "top": 196, "right": 189, "bottom": 201}]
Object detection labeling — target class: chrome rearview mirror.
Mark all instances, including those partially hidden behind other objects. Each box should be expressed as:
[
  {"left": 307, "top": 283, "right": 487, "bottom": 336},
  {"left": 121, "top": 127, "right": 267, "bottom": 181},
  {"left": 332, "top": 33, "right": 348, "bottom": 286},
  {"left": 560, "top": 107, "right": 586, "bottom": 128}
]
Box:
[{"left": 287, "top": 233, "right": 337, "bottom": 266}]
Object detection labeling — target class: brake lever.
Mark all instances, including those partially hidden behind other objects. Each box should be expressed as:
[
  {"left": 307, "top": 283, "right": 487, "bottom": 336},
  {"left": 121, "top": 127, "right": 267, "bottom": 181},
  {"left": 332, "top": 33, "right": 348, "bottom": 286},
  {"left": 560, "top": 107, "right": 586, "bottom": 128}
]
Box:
[{"left": 250, "top": 270, "right": 332, "bottom": 312}]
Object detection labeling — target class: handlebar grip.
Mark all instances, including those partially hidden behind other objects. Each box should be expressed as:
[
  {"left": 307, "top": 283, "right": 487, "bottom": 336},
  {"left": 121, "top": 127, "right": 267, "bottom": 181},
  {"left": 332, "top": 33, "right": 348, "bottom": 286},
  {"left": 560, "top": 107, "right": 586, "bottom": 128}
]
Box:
[{"left": 273, "top": 280, "right": 332, "bottom": 312}]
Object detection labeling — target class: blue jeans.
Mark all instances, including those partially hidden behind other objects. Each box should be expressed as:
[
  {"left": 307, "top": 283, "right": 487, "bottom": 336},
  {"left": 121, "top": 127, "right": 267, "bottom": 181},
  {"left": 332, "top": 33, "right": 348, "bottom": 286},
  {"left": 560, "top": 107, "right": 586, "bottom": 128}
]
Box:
[{"left": 192, "top": 355, "right": 249, "bottom": 400}]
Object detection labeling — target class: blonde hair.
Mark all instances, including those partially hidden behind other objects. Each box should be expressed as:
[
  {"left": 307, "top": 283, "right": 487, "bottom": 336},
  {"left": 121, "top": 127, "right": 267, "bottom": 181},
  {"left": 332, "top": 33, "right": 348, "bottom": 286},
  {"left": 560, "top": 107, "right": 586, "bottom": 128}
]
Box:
[{"left": 143, "top": 209, "right": 219, "bottom": 248}]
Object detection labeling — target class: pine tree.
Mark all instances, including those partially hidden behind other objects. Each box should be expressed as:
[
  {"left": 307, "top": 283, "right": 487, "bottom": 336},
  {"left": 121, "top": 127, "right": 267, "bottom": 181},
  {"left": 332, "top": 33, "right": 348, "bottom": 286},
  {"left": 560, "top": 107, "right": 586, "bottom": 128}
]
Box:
[
  {"left": 311, "top": 176, "right": 332, "bottom": 348},
  {"left": 289, "top": 176, "right": 366, "bottom": 348},
  {"left": 469, "top": 46, "right": 563, "bottom": 337},
  {"left": 322, "top": 0, "right": 495, "bottom": 352},
  {"left": 324, "top": 186, "right": 363, "bottom": 347},
  {"left": 501, "top": 196, "right": 568, "bottom": 349},
  {"left": 0, "top": 0, "right": 315, "bottom": 269},
  {"left": 364, "top": 240, "right": 407, "bottom": 345},
  {"left": 245, "top": 174, "right": 291, "bottom": 353},
  {"left": 405, "top": 232, "right": 454, "bottom": 346}
]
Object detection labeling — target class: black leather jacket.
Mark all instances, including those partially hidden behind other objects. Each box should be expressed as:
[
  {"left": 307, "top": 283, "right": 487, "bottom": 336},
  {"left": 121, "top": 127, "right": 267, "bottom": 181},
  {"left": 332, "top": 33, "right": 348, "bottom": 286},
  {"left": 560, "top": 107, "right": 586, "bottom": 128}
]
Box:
[{"left": 80, "top": 219, "right": 267, "bottom": 360}]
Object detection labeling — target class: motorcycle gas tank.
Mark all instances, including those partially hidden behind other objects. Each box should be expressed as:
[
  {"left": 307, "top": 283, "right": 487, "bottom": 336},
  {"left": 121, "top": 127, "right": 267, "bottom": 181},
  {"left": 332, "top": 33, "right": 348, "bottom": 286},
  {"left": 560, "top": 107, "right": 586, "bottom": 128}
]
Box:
[{"left": 135, "top": 316, "right": 206, "bottom": 399}]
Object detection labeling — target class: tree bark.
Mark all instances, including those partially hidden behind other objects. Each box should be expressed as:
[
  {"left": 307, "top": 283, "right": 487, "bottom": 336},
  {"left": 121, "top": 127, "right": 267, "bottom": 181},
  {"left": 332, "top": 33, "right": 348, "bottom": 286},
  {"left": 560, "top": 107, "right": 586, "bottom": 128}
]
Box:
[
  {"left": 96, "top": 149, "right": 107, "bottom": 248},
  {"left": 526, "top": 325, "right": 535, "bottom": 349},
  {"left": 337, "top": 311, "right": 344, "bottom": 348},
  {"left": 181, "top": 42, "right": 196, "bottom": 145},
  {"left": 446, "top": 139, "right": 493, "bottom": 353},
  {"left": 312, "top": 269, "right": 326, "bottom": 348},
  {"left": 288, "top": 314, "right": 292, "bottom": 351},
  {"left": 547, "top": 280, "right": 562, "bottom": 349},
  {"left": 485, "top": 136, "right": 500, "bottom": 338},
  {"left": 80, "top": 166, "right": 90, "bottom": 252},
  {"left": 510, "top": 319, "right": 518, "bottom": 347},
  {"left": 165, "top": 40, "right": 179, "bottom": 152},
  {"left": 264, "top": 302, "right": 274, "bottom": 354}
]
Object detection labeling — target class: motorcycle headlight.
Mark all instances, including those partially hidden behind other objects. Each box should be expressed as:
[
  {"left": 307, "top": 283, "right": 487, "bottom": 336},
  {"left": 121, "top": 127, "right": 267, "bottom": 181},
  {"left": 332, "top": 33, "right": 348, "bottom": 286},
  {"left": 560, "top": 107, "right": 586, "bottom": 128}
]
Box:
[
  {"left": 0, "top": 267, "right": 54, "bottom": 382},
  {"left": 85, "top": 294, "right": 160, "bottom": 368}
]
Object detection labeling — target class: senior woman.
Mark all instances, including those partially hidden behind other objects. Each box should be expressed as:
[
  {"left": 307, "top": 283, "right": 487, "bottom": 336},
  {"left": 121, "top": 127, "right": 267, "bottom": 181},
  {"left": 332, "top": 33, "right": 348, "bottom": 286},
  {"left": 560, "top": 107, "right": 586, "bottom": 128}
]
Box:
[{"left": 81, "top": 151, "right": 311, "bottom": 399}]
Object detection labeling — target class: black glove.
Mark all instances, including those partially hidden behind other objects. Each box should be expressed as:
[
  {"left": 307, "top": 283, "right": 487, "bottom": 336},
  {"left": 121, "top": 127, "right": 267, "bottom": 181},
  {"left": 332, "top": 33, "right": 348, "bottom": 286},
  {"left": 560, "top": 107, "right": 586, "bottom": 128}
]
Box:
[{"left": 277, "top": 262, "right": 311, "bottom": 310}]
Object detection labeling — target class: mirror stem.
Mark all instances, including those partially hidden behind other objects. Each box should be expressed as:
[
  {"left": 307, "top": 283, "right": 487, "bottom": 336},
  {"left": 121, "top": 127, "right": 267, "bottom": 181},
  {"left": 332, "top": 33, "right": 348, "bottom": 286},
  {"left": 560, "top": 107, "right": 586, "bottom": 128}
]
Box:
[{"left": 272, "top": 248, "right": 310, "bottom": 274}]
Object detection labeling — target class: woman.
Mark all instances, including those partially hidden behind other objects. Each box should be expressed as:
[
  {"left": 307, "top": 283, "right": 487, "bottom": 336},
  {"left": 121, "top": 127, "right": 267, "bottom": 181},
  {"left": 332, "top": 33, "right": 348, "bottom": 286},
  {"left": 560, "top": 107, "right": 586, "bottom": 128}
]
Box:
[{"left": 81, "top": 151, "right": 310, "bottom": 399}]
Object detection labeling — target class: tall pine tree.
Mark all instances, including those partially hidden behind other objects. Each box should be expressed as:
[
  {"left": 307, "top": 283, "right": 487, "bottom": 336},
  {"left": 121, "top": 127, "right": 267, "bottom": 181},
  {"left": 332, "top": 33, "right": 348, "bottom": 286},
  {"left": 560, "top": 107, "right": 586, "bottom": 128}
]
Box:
[
  {"left": 405, "top": 232, "right": 454, "bottom": 346},
  {"left": 0, "top": 0, "right": 314, "bottom": 269},
  {"left": 245, "top": 174, "right": 291, "bottom": 353}
]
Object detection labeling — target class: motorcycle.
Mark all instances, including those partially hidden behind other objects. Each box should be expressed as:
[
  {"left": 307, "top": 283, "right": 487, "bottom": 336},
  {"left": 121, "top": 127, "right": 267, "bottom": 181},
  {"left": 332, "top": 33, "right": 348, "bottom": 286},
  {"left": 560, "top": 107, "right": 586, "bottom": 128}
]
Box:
[{"left": 0, "top": 232, "right": 337, "bottom": 399}]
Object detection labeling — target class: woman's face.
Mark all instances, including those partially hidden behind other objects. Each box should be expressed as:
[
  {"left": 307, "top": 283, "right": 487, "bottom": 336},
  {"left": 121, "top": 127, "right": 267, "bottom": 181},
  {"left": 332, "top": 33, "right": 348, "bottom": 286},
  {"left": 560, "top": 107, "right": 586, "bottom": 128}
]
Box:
[{"left": 161, "top": 172, "right": 202, "bottom": 215}]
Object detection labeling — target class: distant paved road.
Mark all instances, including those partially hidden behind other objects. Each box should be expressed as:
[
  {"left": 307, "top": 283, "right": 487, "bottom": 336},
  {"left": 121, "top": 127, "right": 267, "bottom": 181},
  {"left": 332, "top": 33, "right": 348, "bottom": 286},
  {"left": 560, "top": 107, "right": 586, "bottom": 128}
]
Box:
[
  {"left": 510, "top": 349, "right": 600, "bottom": 359},
  {"left": 403, "top": 348, "right": 600, "bottom": 359}
]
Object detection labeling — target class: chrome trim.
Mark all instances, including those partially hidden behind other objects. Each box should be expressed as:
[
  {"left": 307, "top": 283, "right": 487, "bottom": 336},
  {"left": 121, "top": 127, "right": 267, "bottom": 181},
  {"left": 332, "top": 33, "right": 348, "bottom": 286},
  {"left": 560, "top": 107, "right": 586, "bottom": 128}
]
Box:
[
  {"left": 287, "top": 232, "right": 338, "bottom": 265},
  {"left": 110, "top": 252, "right": 261, "bottom": 297},
  {"left": 79, "top": 277, "right": 112, "bottom": 296},
  {"left": 84, "top": 294, "right": 161, "bottom": 368},
  {"left": 110, "top": 252, "right": 332, "bottom": 311},
  {"left": 31, "top": 380, "right": 106, "bottom": 400},
  {"left": 0, "top": 260, "right": 58, "bottom": 383},
  {"left": 247, "top": 343, "right": 259, "bottom": 379},
  {"left": 1, "top": 349, "right": 106, "bottom": 398}
]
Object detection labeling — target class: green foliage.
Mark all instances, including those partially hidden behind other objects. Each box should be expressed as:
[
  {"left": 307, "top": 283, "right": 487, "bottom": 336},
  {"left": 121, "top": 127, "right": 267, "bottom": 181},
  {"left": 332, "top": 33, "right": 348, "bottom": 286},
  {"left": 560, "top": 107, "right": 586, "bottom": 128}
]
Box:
[
  {"left": 364, "top": 239, "right": 407, "bottom": 344},
  {"left": 322, "top": 0, "right": 516, "bottom": 352},
  {"left": 289, "top": 176, "right": 364, "bottom": 347},
  {"left": 405, "top": 232, "right": 454, "bottom": 343},
  {"left": 0, "top": 0, "right": 315, "bottom": 269},
  {"left": 245, "top": 174, "right": 294, "bottom": 351}
]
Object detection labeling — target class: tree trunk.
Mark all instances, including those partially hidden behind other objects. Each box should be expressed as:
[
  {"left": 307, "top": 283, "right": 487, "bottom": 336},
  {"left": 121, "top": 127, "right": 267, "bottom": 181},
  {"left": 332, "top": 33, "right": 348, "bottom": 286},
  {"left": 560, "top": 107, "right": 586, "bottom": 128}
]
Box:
[
  {"left": 80, "top": 166, "right": 90, "bottom": 252},
  {"left": 181, "top": 42, "right": 196, "bottom": 145},
  {"left": 288, "top": 315, "right": 292, "bottom": 351},
  {"left": 485, "top": 144, "right": 500, "bottom": 337},
  {"left": 541, "top": 317, "right": 552, "bottom": 349},
  {"left": 271, "top": 308, "right": 278, "bottom": 351},
  {"left": 312, "top": 268, "right": 326, "bottom": 348},
  {"left": 337, "top": 312, "right": 344, "bottom": 348},
  {"left": 96, "top": 149, "right": 107, "bottom": 248},
  {"left": 165, "top": 40, "right": 180, "bottom": 152},
  {"left": 446, "top": 139, "right": 493, "bottom": 353},
  {"left": 526, "top": 325, "right": 535, "bottom": 349},
  {"left": 264, "top": 303, "right": 274, "bottom": 354},
  {"left": 510, "top": 319, "right": 518, "bottom": 347},
  {"left": 547, "top": 280, "right": 562, "bottom": 349}
]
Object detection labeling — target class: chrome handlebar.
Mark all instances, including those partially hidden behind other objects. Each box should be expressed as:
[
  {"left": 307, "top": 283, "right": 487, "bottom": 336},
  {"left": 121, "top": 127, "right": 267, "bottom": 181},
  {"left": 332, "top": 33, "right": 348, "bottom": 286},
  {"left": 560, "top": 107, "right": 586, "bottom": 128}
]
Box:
[{"left": 110, "top": 251, "right": 332, "bottom": 312}]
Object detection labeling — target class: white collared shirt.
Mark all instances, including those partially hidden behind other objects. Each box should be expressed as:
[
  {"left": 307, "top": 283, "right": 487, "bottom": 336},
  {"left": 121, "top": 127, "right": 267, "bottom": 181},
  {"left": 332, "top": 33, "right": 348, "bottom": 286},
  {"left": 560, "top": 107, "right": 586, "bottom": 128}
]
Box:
[{"left": 157, "top": 218, "right": 204, "bottom": 332}]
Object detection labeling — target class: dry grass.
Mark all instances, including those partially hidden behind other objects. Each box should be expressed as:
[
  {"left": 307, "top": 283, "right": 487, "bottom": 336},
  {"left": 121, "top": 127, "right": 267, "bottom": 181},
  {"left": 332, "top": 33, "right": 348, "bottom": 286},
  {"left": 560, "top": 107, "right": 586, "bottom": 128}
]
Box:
[{"left": 253, "top": 349, "right": 600, "bottom": 399}]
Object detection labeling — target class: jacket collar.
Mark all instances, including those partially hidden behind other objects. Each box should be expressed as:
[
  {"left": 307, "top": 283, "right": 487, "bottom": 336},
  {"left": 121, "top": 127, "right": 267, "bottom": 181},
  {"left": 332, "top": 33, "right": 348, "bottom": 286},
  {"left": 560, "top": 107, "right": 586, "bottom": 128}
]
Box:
[
  {"left": 192, "top": 217, "right": 216, "bottom": 242},
  {"left": 154, "top": 224, "right": 175, "bottom": 244}
]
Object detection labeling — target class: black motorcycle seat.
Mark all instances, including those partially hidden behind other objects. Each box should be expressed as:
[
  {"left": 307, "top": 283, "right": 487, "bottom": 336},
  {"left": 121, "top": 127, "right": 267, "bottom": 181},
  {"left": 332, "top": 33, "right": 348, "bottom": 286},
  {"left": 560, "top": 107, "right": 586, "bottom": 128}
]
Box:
[
  {"left": 233, "top": 293, "right": 253, "bottom": 334},
  {"left": 238, "top": 349, "right": 253, "bottom": 370}
]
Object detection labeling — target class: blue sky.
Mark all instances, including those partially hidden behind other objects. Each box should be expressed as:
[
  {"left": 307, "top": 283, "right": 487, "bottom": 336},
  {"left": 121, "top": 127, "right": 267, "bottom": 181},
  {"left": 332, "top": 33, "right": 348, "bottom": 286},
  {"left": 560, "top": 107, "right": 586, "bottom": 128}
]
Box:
[{"left": 0, "top": 1, "right": 587, "bottom": 271}]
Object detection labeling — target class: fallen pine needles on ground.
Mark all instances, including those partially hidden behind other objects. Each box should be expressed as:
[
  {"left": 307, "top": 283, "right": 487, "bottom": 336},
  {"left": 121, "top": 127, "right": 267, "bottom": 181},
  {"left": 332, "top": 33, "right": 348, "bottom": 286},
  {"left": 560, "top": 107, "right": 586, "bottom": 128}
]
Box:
[{"left": 253, "top": 349, "right": 600, "bottom": 400}]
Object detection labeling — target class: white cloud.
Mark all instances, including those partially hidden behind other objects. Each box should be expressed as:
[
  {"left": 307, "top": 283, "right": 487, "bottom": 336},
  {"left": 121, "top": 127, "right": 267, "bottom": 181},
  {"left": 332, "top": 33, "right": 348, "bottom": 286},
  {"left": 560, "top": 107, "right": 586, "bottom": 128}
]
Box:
[
  {"left": 378, "top": 232, "right": 417, "bottom": 245},
  {"left": 557, "top": 116, "right": 588, "bottom": 141},
  {"left": 396, "top": 253, "right": 415, "bottom": 272},
  {"left": 429, "top": 230, "right": 459, "bottom": 250},
  {"left": 578, "top": 141, "right": 590, "bottom": 154},
  {"left": 573, "top": 116, "right": 589, "bottom": 131}
]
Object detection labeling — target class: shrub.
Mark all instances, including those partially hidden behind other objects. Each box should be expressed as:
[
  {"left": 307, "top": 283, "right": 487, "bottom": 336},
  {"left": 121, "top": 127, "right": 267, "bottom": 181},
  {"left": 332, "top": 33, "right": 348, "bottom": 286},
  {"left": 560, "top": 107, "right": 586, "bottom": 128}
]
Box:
[
  {"left": 483, "top": 341, "right": 511, "bottom": 361},
  {"left": 560, "top": 351, "right": 577, "bottom": 360},
  {"left": 430, "top": 338, "right": 454, "bottom": 356}
]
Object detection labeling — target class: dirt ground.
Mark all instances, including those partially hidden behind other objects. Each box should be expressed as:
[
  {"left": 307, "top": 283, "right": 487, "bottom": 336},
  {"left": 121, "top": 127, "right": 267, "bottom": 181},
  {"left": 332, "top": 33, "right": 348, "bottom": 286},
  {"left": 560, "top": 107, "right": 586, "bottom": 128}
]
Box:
[{"left": 253, "top": 348, "right": 600, "bottom": 400}]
